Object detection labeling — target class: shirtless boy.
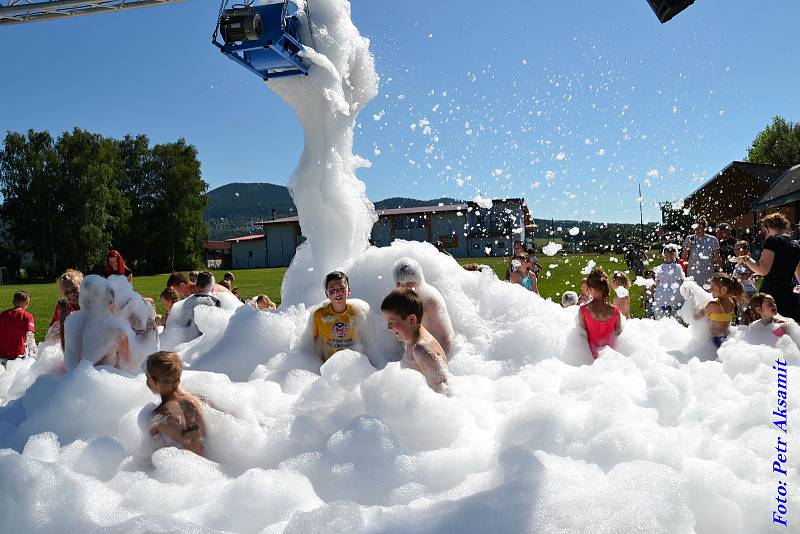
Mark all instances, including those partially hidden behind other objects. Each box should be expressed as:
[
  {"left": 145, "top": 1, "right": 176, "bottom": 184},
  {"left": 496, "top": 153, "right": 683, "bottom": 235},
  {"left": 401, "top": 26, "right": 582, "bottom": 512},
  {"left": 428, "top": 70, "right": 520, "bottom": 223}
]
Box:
[
  {"left": 381, "top": 288, "right": 450, "bottom": 395},
  {"left": 146, "top": 351, "right": 207, "bottom": 456}
]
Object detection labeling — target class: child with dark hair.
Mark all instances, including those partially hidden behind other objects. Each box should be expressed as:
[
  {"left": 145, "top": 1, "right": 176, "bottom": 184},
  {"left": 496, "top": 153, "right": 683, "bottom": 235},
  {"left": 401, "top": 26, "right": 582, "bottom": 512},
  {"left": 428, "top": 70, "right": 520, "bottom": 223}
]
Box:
[
  {"left": 694, "top": 272, "right": 743, "bottom": 349},
  {"left": 167, "top": 272, "right": 193, "bottom": 298},
  {"left": 146, "top": 351, "right": 207, "bottom": 456},
  {"left": 223, "top": 272, "right": 235, "bottom": 284},
  {"left": 157, "top": 287, "right": 181, "bottom": 327},
  {"left": 0, "top": 291, "right": 36, "bottom": 364},
  {"left": 311, "top": 271, "right": 370, "bottom": 362},
  {"left": 381, "top": 288, "right": 450, "bottom": 394},
  {"left": 578, "top": 267, "right": 623, "bottom": 359},
  {"left": 654, "top": 245, "right": 684, "bottom": 320}
]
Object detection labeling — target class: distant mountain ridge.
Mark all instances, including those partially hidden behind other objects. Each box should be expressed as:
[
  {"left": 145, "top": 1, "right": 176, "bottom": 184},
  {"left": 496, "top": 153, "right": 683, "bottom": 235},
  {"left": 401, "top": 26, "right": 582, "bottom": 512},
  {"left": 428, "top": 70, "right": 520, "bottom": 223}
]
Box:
[{"left": 204, "top": 182, "right": 463, "bottom": 240}]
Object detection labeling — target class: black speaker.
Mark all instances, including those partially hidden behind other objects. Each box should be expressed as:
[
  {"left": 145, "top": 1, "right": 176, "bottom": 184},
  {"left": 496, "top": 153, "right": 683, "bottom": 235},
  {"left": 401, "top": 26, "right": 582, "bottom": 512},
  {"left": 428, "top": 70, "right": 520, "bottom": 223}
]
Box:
[{"left": 647, "top": 0, "right": 695, "bottom": 23}]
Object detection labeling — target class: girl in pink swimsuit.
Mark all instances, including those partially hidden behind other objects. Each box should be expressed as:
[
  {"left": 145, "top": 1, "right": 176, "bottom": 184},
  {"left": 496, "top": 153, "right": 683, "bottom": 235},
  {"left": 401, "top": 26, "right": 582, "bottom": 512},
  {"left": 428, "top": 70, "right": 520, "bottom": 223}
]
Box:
[{"left": 578, "top": 267, "right": 623, "bottom": 359}]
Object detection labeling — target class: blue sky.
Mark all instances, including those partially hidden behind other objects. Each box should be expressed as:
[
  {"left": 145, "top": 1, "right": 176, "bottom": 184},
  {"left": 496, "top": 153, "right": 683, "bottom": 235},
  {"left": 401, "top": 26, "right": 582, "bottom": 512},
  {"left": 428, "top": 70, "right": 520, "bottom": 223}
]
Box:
[{"left": 1, "top": 0, "right": 798, "bottom": 224}]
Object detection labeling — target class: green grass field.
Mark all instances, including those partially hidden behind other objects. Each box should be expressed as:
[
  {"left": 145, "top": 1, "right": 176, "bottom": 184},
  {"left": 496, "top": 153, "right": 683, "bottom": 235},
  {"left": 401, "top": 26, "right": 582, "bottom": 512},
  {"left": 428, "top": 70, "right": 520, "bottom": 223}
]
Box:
[{"left": 1, "top": 254, "right": 648, "bottom": 342}]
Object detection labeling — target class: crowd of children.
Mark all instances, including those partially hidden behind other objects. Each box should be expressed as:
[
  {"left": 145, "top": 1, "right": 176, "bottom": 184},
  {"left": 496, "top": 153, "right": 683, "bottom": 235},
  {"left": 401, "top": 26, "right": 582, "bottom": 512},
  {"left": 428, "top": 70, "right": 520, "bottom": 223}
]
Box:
[{"left": 3, "top": 222, "right": 799, "bottom": 459}]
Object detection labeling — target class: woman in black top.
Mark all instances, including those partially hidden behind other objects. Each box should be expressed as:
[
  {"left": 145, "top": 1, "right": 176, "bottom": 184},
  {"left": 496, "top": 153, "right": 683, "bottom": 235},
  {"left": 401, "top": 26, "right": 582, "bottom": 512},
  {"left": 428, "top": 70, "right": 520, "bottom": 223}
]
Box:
[{"left": 742, "top": 213, "right": 800, "bottom": 320}]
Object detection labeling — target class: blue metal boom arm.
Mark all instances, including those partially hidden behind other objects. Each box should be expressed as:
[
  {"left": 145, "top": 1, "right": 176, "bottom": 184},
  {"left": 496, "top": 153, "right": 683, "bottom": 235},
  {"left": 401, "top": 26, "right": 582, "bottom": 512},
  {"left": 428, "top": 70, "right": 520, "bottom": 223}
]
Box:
[{"left": 0, "top": 0, "right": 189, "bottom": 25}]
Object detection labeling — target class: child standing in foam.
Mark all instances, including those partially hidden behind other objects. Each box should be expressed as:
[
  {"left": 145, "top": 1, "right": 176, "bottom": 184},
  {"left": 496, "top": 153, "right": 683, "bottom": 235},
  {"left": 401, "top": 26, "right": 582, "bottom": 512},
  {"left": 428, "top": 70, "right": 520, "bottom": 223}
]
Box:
[
  {"left": 146, "top": 351, "right": 207, "bottom": 457},
  {"left": 733, "top": 240, "right": 757, "bottom": 322},
  {"left": 392, "top": 257, "right": 455, "bottom": 354},
  {"left": 578, "top": 267, "right": 623, "bottom": 359},
  {"left": 611, "top": 271, "right": 631, "bottom": 319},
  {"left": 311, "top": 271, "right": 370, "bottom": 362},
  {"left": 381, "top": 288, "right": 450, "bottom": 395},
  {"left": 0, "top": 291, "right": 36, "bottom": 365},
  {"left": 509, "top": 255, "right": 536, "bottom": 292},
  {"left": 694, "top": 272, "right": 743, "bottom": 349},
  {"left": 653, "top": 245, "right": 685, "bottom": 320}
]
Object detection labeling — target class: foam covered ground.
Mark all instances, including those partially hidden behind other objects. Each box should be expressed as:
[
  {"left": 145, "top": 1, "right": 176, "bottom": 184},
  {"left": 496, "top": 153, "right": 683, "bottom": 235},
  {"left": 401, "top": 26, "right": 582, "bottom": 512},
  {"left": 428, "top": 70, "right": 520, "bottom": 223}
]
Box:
[{"left": 0, "top": 241, "right": 799, "bottom": 533}]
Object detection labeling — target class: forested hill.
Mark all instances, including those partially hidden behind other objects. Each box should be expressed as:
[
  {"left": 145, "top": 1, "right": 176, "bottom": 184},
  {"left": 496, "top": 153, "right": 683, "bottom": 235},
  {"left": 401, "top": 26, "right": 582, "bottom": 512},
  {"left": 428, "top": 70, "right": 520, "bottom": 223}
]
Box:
[{"left": 204, "top": 182, "right": 462, "bottom": 239}]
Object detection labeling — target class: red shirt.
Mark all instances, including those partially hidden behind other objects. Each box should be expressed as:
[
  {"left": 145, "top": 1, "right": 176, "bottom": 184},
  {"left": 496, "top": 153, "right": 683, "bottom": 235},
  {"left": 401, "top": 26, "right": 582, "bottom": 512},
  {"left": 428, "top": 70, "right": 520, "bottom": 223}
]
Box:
[
  {"left": 0, "top": 308, "right": 35, "bottom": 358},
  {"left": 50, "top": 302, "right": 80, "bottom": 327}
]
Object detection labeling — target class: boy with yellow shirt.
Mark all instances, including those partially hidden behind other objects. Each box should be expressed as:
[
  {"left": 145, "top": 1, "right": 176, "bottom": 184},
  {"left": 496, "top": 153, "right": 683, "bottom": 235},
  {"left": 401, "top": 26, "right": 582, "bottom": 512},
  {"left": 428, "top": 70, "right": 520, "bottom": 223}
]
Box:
[{"left": 312, "top": 271, "right": 370, "bottom": 362}]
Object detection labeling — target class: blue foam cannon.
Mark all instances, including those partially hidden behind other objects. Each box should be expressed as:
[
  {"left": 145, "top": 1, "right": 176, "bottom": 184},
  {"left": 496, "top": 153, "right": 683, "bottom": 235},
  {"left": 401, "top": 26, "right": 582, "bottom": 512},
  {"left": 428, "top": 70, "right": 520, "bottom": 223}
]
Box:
[
  {"left": 212, "top": 1, "right": 308, "bottom": 80},
  {"left": 646, "top": 0, "right": 695, "bottom": 23}
]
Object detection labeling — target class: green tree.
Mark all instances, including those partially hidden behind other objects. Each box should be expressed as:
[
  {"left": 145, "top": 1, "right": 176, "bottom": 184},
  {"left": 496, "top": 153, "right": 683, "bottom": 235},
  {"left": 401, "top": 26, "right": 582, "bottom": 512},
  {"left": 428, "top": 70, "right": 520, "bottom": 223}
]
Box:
[
  {"left": 54, "top": 128, "right": 130, "bottom": 273},
  {"left": 147, "top": 140, "right": 208, "bottom": 271},
  {"left": 0, "top": 130, "right": 63, "bottom": 276},
  {"left": 746, "top": 116, "right": 800, "bottom": 165}
]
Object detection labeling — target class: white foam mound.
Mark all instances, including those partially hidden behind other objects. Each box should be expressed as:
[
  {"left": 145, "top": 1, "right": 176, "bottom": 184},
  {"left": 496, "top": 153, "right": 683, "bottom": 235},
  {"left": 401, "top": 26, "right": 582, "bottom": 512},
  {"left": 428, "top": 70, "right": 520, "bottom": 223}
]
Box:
[
  {"left": 1, "top": 240, "right": 799, "bottom": 532},
  {"left": 1, "top": 0, "right": 799, "bottom": 531}
]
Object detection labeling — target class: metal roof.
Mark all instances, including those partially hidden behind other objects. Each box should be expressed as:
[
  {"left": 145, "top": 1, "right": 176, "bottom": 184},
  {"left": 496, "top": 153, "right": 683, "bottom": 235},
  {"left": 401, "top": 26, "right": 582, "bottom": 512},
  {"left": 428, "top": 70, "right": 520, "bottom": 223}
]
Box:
[
  {"left": 224, "top": 234, "right": 266, "bottom": 242},
  {"left": 754, "top": 164, "right": 800, "bottom": 210}
]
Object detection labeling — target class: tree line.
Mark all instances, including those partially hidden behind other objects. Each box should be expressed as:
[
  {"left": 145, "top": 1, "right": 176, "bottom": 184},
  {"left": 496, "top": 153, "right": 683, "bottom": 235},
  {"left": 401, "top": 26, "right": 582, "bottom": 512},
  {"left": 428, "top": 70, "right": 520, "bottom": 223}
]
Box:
[{"left": 0, "top": 128, "right": 208, "bottom": 278}]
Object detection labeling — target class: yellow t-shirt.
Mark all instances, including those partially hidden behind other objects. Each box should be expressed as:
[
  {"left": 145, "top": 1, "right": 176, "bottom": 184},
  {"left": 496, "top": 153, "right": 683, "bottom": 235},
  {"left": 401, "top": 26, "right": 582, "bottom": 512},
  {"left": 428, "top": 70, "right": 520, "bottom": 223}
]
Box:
[{"left": 313, "top": 303, "right": 359, "bottom": 361}]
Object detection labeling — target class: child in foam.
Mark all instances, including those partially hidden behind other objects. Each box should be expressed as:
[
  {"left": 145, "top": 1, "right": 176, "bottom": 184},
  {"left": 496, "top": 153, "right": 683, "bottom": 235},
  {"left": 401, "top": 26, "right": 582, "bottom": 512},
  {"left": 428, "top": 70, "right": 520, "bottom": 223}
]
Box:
[
  {"left": 157, "top": 286, "right": 181, "bottom": 327},
  {"left": 577, "top": 278, "right": 591, "bottom": 305},
  {"left": 749, "top": 294, "right": 793, "bottom": 337},
  {"left": 146, "top": 351, "right": 207, "bottom": 457},
  {"left": 653, "top": 245, "right": 685, "bottom": 320},
  {"left": 509, "top": 254, "right": 536, "bottom": 292},
  {"left": 611, "top": 271, "right": 631, "bottom": 319},
  {"left": 311, "top": 271, "right": 371, "bottom": 363},
  {"left": 392, "top": 257, "right": 455, "bottom": 355},
  {"left": 255, "top": 294, "right": 277, "bottom": 311},
  {"left": 694, "top": 272, "right": 743, "bottom": 349},
  {"left": 381, "top": 288, "right": 450, "bottom": 395},
  {"left": 46, "top": 269, "right": 83, "bottom": 348},
  {"left": 561, "top": 291, "right": 579, "bottom": 308},
  {"left": 642, "top": 270, "right": 656, "bottom": 319},
  {"left": 63, "top": 275, "right": 134, "bottom": 372},
  {"left": 0, "top": 291, "right": 36, "bottom": 365},
  {"left": 578, "top": 267, "right": 623, "bottom": 359}
]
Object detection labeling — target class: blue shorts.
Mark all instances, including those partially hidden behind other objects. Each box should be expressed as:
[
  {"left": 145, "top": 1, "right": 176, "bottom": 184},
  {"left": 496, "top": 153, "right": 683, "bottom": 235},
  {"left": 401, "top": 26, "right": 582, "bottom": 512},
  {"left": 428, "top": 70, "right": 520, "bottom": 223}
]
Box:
[{"left": 711, "top": 335, "right": 727, "bottom": 349}]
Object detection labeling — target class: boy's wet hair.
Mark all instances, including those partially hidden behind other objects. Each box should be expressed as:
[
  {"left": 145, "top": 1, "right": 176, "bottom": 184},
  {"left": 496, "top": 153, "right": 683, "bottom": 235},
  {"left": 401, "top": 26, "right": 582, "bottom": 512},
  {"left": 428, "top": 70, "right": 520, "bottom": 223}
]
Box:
[
  {"left": 381, "top": 288, "right": 424, "bottom": 320},
  {"left": 160, "top": 286, "right": 181, "bottom": 303},
  {"left": 167, "top": 272, "right": 188, "bottom": 288},
  {"left": 586, "top": 267, "right": 611, "bottom": 301},
  {"left": 223, "top": 272, "right": 234, "bottom": 282},
  {"left": 643, "top": 269, "right": 656, "bottom": 279},
  {"left": 710, "top": 272, "right": 744, "bottom": 300},
  {"left": 196, "top": 271, "right": 215, "bottom": 292},
  {"left": 146, "top": 351, "right": 182, "bottom": 387},
  {"left": 12, "top": 290, "right": 29, "bottom": 307},
  {"left": 324, "top": 271, "right": 349, "bottom": 290},
  {"left": 188, "top": 271, "right": 200, "bottom": 283}
]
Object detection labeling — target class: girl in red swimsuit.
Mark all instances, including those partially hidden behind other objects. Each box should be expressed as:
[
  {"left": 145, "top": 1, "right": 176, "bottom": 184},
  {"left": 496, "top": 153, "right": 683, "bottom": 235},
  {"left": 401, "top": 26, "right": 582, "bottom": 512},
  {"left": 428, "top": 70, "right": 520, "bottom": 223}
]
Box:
[{"left": 578, "top": 267, "right": 623, "bottom": 359}]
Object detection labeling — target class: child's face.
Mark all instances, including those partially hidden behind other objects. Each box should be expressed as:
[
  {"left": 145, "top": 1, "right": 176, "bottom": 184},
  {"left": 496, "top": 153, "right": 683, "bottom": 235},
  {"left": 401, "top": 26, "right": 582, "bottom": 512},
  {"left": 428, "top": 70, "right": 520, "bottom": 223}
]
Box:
[
  {"left": 161, "top": 297, "right": 173, "bottom": 311},
  {"left": 325, "top": 280, "right": 351, "bottom": 304},
  {"left": 61, "top": 282, "right": 80, "bottom": 306},
  {"left": 757, "top": 298, "right": 778, "bottom": 319},
  {"left": 108, "top": 256, "right": 118, "bottom": 270},
  {"left": 664, "top": 251, "right": 676, "bottom": 262},
  {"left": 383, "top": 310, "right": 416, "bottom": 341},
  {"left": 710, "top": 281, "right": 725, "bottom": 298},
  {"left": 734, "top": 245, "right": 747, "bottom": 256},
  {"left": 580, "top": 282, "right": 589, "bottom": 295}
]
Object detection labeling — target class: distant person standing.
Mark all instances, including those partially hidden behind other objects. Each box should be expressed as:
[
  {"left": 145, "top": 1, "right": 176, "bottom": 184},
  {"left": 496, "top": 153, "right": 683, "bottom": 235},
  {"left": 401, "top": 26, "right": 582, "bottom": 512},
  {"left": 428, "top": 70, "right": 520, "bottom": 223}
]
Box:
[
  {"left": 715, "top": 223, "right": 736, "bottom": 274},
  {"left": 741, "top": 213, "right": 800, "bottom": 321},
  {"left": 681, "top": 218, "right": 722, "bottom": 288},
  {"left": 105, "top": 250, "right": 132, "bottom": 281},
  {"left": 0, "top": 291, "right": 36, "bottom": 364}
]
